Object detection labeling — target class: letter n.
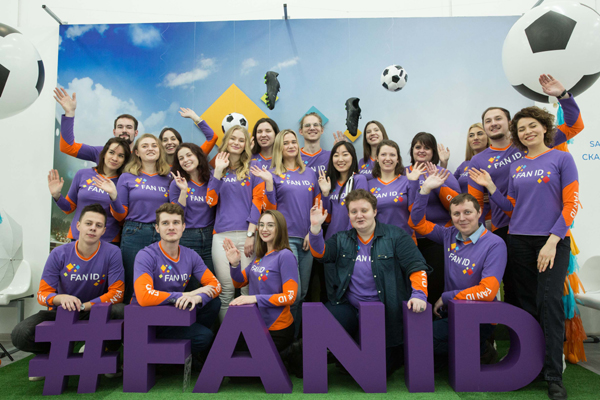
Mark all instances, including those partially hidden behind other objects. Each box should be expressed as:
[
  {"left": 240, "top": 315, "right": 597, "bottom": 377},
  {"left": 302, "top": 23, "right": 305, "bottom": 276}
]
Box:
[
  {"left": 302, "top": 302, "right": 386, "bottom": 393},
  {"left": 194, "top": 305, "right": 291, "bottom": 393},
  {"left": 123, "top": 304, "right": 195, "bottom": 392},
  {"left": 449, "top": 300, "right": 544, "bottom": 391}
]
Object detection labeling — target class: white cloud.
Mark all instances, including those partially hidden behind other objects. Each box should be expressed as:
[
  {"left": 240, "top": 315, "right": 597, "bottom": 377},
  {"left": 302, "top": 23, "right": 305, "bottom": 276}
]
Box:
[
  {"left": 143, "top": 102, "right": 179, "bottom": 131},
  {"left": 161, "top": 57, "right": 217, "bottom": 88},
  {"left": 240, "top": 58, "right": 258, "bottom": 75},
  {"left": 58, "top": 34, "right": 63, "bottom": 51},
  {"left": 57, "top": 77, "right": 144, "bottom": 144},
  {"left": 271, "top": 56, "right": 299, "bottom": 71},
  {"left": 129, "top": 24, "right": 162, "bottom": 48},
  {"left": 65, "top": 24, "right": 109, "bottom": 40}
]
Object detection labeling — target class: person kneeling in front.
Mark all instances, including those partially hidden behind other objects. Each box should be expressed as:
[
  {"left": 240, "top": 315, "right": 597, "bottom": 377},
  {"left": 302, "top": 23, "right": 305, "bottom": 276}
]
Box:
[
  {"left": 132, "top": 203, "right": 221, "bottom": 371},
  {"left": 308, "top": 189, "right": 432, "bottom": 376},
  {"left": 408, "top": 165, "right": 506, "bottom": 368},
  {"left": 11, "top": 204, "right": 125, "bottom": 381}
]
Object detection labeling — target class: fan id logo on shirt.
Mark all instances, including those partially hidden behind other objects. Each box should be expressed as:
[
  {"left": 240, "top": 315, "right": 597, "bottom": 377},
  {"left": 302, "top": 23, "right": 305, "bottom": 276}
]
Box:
[
  {"left": 258, "top": 270, "right": 269, "bottom": 282},
  {"left": 64, "top": 263, "right": 103, "bottom": 281},
  {"left": 134, "top": 177, "right": 169, "bottom": 196},
  {"left": 537, "top": 171, "right": 551, "bottom": 184},
  {"left": 463, "top": 264, "right": 475, "bottom": 275},
  {"left": 487, "top": 152, "right": 523, "bottom": 169},
  {"left": 393, "top": 192, "right": 405, "bottom": 203},
  {"left": 159, "top": 265, "right": 189, "bottom": 282},
  {"left": 93, "top": 274, "right": 107, "bottom": 286},
  {"left": 223, "top": 171, "right": 250, "bottom": 186},
  {"left": 449, "top": 252, "right": 471, "bottom": 267},
  {"left": 513, "top": 164, "right": 547, "bottom": 180}
]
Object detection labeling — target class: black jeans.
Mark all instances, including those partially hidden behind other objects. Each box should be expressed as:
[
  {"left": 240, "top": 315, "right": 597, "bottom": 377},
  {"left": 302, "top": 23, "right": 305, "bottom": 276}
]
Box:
[
  {"left": 492, "top": 226, "right": 518, "bottom": 307},
  {"left": 236, "top": 322, "right": 295, "bottom": 353},
  {"left": 509, "top": 234, "right": 570, "bottom": 382},
  {"left": 11, "top": 303, "right": 125, "bottom": 354},
  {"left": 417, "top": 237, "right": 444, "bottom": 304}
]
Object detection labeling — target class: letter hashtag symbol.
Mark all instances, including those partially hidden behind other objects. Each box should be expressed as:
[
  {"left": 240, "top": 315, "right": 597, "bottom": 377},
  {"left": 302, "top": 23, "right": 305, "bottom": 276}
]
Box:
[{"left": 28, "top": 303, "right": 123, "bottom": 395}]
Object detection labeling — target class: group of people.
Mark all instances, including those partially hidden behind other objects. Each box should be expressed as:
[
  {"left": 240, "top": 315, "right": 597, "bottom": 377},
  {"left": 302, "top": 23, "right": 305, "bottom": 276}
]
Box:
[{"left": 11, "top": 74, "right": 582, "bottom": 399}]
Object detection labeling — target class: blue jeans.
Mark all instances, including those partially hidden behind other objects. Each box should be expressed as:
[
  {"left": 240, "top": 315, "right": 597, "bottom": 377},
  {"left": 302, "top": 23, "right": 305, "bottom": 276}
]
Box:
[
  {"left": 289, "top": 236, "right": 313, "bottom": 335},
  {"left": 157, "top": 297, "right": 221, "bottom": 355},
  {"left": 120, "top": 221, "right": 161, "bottom": 304},
  {"left": 179, "top": 226, "right": 214, "bottom": 291}
]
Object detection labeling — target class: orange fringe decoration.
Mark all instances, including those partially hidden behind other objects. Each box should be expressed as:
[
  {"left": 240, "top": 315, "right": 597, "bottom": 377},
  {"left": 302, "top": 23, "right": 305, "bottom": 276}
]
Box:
[{"left": 564, "top": 314, "right": 587, "bottom": 364}]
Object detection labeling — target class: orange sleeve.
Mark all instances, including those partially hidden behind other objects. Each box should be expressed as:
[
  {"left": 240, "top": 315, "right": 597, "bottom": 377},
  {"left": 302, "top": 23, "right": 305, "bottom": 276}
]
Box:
[
  {"left": 557, "top": 113, "right": 584, "bottom": 141},
  {"left": 562, "top": 180, "right": 580, "bottom": 229},
  {"left": 232, "top": 269, "right": 249, "bottom": 289},
  {"left": 97, "top": 280, "right": 125, "bottom": 305},
  {"left": 438, "top": 186, "right": 458, "bottom": 210},
  {"left": 62, "top": 195, "right": 77, "bottom": 214},
  {"left": 37, "top": 279, "right": 56, "bottom": 307},
  {"left": 134, "top": 273, "right": 171, "bottom": 306},
  {"left": 59, "top": 135, "right": 83, "bottom": 158},
  {"left": 267, "top": 279, "right": 298, "bottom": 307},
  {"left": 253, "top": 181, "right": 266, "bottom": 213},
  {"left": 454, "top": 276, "right": 500, "bottom": 302},
  {"left": 110, "top": 204, "right": 128, "bottom": 222},
  {"left": 408, "top": 211, "right": 436, "bottom": 236},
  {"left": 199, "top": 269, "right": 222, "bottom": 298},
  {"left": 409, "top": 271, "right": 428, "bottom": 297},
  {"left": 468, "top": 184, "right": 485, "bottom": 215},
  {"left": 200, "top": 131, "right": 218, "bottom": 156}
]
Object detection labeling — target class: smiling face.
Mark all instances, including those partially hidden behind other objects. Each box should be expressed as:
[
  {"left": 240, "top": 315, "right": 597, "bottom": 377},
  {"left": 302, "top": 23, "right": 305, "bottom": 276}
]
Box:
[
  {"left": 282, "top": 132, "right": 299, "bottom": 159},
  {"left": 365, "top": 123, "right": 384, "bottom": 147},
  {"left": 136, "top": 137, "right": 160, "bottom": 162},
  {"left": 332, "top": 144, "right": 353, "bottom": 174},
  {"left": 76, "top": 212, "right": 106, "bottom": 245},
  {"left": 161, "top": 130, "right": 180, "bottom": 155},
  {"left": 155, "top": 212, "right": 185, "bottom": 243},
  {"left": 483, "top": 109, "right": 510, "bottom": 141},
  {"left": 450, "top": 200, "right": 482, "bottom": 239},
  {"left": 377, "top": 145, "right": 399, "bottom": 174},
  {"left": 468, "top": 127, "right": 487, "bottom": 153},
  {"left": 348, "top": 199, "right": 377, "bottom": 233},
  {"left": 299, "top": 115, "right": 323, "bottom": 142},
  {"left": 255, "top": 122, "right": 276, "bottom": 151},
  {"left": 113, "top": 117, "right": 137, "bottom": 144},
  {"left": 227, "top": 129, "right": 246, "bottom": 155},
  {"left": 412, "top": 142, "right": 433, "bottom": 163},
  {"left": 258, "top": 213, "right": 277, "bottom": 247},
  {"left": 103, "top": 143, "right": 127, "bottom": 173},
  {"left": 177, "top": 146, "right": 199, "bottom": 173},
  {"left": 517, "top": 117, "right": 546, "bottom": 149}
]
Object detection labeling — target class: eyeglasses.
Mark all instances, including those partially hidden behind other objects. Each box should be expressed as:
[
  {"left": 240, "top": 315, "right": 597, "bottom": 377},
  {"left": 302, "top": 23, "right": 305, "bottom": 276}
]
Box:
[
  {"left": 303, "top": 123, "right": 322, "bottom": 128},
  {"left": 258, "top": 223, "right": 276, "bottom": 230}
]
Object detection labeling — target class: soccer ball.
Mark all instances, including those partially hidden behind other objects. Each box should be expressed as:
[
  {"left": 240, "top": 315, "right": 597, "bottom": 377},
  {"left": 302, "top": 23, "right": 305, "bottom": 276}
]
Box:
[
  {"left": 0, "top": 23, "right": 45, "bottom": 119},
  {"left": 502, "top": 1, "right": 600, "bottom": 103},
  {"left": 221, "top": 112, "right": 248, "bottom": 133},
  {"left": 380, "top": 65, "right": 408, "bottom": 92}
]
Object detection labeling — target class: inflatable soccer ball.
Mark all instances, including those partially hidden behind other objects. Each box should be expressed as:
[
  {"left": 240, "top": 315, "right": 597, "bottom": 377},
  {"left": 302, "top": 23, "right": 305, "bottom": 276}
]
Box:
[
  {"left": 380, "top": 65, "right": 408, "bottom": 92},
  {"left": 221, "top": 112, "right": 248, "bottom": 133}
]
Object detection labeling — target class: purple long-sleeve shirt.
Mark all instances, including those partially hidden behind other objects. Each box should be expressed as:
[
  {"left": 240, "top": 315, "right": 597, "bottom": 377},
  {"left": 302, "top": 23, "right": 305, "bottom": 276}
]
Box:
[
  {"left": 322, "top": 174, "right": 369, "bottom": 239},
  {"left": 111, "top": 172, "right": 170, "bottom": 223},
  {"left": 169, "top": 177, "right": 217, "bottom": 229},
  {"left": 369, "top": 175, "right": 414, "bottom": 240},
  {"left": 358, "top": 157, "right": 376, "bottom": 179},
  {"left": 301, "top": 148, "right": 330, "bottom": 174}
]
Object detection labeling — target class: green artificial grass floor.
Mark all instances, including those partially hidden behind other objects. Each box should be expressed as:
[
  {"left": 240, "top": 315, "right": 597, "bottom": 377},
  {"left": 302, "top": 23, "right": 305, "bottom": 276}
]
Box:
[{"left": 1, "top": 341, "right": 599, "bottom": 399}]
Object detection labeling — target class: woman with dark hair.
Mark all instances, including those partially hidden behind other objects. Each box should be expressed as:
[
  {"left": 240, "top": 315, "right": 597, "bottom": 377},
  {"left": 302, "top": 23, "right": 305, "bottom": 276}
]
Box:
[
  {"left": 470, "top": 105, "right": 580, "bottom": 400},
  {"left": 251, "top": 117, "right": 280, "bottom": 169},
  {"left": 318, "top": 141, "right": 369, "bottom": 240},
  {"left": 48, "top": 137, "right": 131, "bottom": 244},
  {"left": 159, "top": 107, "right": 218, "bottom": 167},
  {"left": 169, "top": 143, "right": 216, "bottom": 275},
  {"left": 406, "top": 132, "right": 460, "bottom": 305},
  {"left": 359, "top": 120, "right": 389, "bottom": 178},
  {"left": 224, "top": 210, "right": 299, "bottom": 352},
  {"left": 368, "top": 140, "right": 415, "bottom": 240}
]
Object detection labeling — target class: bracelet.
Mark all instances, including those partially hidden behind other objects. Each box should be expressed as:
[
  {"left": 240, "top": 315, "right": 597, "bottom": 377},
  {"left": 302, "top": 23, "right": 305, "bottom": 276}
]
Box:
[{"left": 557, "top": 89, "right": 568, "bottom": 99}]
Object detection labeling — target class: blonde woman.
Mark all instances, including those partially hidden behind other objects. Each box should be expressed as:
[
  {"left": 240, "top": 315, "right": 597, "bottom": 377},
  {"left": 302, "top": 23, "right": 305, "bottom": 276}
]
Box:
[
  {"left": 451, "top": 123, "right": 490, "bottom": 193},
  {"left": 97, "top": 133, "right": 171, "bottom": 304},
  {"left": 251, "top": 129, "right": 320, "bottom": 330},
  {"left": 207, "top": 126, "right": 265, "bottom": 321}
]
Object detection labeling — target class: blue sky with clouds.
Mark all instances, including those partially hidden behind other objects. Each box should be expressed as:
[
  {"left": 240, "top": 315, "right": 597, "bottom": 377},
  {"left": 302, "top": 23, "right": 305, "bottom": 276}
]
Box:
[{"left": 56, "top": 16, "right": 532, "bottom": 170}]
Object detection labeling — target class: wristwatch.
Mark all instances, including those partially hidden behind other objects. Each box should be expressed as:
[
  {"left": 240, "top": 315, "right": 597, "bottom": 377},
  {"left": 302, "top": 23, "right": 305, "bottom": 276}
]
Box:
[
  {"left": 246, "top": 231, "right": 255, "bottom": 238},
  {"left": 80, "top": 303, "right": 85, "bottom": 311}
]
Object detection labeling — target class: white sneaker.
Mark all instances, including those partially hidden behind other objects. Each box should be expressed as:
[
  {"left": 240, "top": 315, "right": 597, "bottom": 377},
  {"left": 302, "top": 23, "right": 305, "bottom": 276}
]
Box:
[
  {"left": 78, "top": 345, "right": 85, "bottom": 353},
  {"left": 562, "top": 353, "right": 566, "bottom": 372},
  {"left": 29, "top": 376, "right": 45, "bottom": 382}
]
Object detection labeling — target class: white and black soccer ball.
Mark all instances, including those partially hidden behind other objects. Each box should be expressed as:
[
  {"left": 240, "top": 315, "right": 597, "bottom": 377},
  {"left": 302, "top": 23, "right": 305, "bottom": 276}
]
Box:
[
  {"left": 221, "top": 112, "right": 248, "bottom": 133},
  {"left": 380, "top": 65, "right": 408, "bottom": 92},
  {"left": 0, "top": 23, "right": 45, "bottom": 119},
  {"left": 502, "top": 1, "right": 600, "bottom": 103}
]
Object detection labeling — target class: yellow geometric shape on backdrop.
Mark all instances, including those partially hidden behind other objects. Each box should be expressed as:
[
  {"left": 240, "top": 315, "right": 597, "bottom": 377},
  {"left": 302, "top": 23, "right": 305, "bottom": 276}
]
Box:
[
  {"left": 200, "top": 84, "right": 269, "bottom": 148},
  {"left": 343, "top": 129, "right": 362, "bottom": 143}
]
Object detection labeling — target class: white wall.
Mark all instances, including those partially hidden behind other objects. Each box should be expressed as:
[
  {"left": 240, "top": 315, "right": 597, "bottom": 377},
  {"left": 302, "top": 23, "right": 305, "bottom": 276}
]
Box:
[{"left": 1, "top": 0, "right": 599, "bottom": 334}]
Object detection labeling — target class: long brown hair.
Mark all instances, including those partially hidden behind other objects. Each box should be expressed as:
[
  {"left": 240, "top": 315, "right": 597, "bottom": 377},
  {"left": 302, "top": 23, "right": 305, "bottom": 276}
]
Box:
[
  {"left": 372, "top": 140, "right": 405, "bottom": 179},
  {"left": 96, "top": 137, "right": 131, "bottom": 176},
  {"left": 254, "top": 210, "right": 291, "bottom": 259},
  {"left": 362, "top": 120, "right": 389, "bottom": 162},
  {"left": 172, "top": 143, "right": 211, "bottom": 184}
]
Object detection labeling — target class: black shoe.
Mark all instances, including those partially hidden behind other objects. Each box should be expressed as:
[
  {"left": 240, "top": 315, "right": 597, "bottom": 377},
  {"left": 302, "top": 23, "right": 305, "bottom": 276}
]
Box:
[
  {"left": 548, "top": 381, "right": 568, "bottom": 400},
  {"left": 480, "top": 341, "right": 498, "bottom": 365},
  {"left": 264, "top": 71, "right": 280, "bottom": 110},
  {"left": 345, "top": 97, "right": 361, "bottom": 137}
]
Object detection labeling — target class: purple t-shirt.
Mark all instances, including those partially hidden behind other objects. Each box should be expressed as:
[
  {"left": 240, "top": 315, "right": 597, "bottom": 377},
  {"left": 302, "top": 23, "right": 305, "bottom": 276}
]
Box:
[
  {"left": 265, "top": 167, "right": 320, "bottom": 238},
  {"left": 55, "top": 167, "right": 121, "bottom": 242},
  {"left": 454, "top": 160, "right": 470, "bottom": 194},
  {"left": 301, "top": 148, "right": 331, "bottom": 174},
  {"left": 345, "top": 234, "right": 379, "bottom": 308},
  {"left": 111, "top": 172, "right": 170, "bottom": 223},
  {"left": 358, "top": 157, "right": 376, "bottom": 179},
  {"left": 369, "top": 175, "right": 413, "bottom": 239},
  {"left": 250, "top": 153, "right": 273, "bottom": 170},
  {"left": 169, "top": 176, "right": 217, "bottom": 229},
  {"left": 322, "top": 174, "right": 369, "bottom": 239}
]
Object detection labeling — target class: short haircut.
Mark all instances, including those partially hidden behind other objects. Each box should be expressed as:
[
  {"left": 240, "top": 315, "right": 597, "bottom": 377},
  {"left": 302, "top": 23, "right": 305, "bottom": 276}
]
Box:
[
  {"left": 299, "top": 112, "right": 323, "bottom": 131},
  {"left": 96, "top": 137, "right": 131, "bottom": 176},
  {"left": 345, "top": 189, "right": 377, "bottom": 212},
  {"left": 509, "top": 106, "right": 556, "bottom": 151},
  {"left": 252, "top": 118, "right": 280, "bottom": 155},
  {"left": 481, "top": 107, "right": 511, "bottom": 124},
  {"left": 114, "top": 114, "right": 139, "bottom": 131},
  {"left": 449, "top": 193, "right": 481, "bottom": 213},
  {"left": 362, "top": 120, "right": 389, "bottom": 162},
  {"left": 409, "top": 132, "right": 440, "bottom": 165},
  {"left": 255, "top": 210, "right": 292, "bottom": 259},
  {"left": 155, "top": 203, "right": 184, "bottom": 224},
  {"left": 159, "top": 127, "right": 183, "bottom": 144},
  {"left": 79, "top": 204, "right": 107, "bottom": 225},
  {"left": 372, "top": 139, "right": 405, "bottom": 179}
]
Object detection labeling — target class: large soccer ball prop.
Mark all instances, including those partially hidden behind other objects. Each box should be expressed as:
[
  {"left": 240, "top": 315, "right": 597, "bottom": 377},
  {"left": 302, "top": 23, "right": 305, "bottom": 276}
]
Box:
[
  {"left": 0, "top": 23, "right": 45, "bottom": 119},
  {"left": 221, "top": 112, "right": 248, "bottom": 133},
  {"left": 380, "top": 65, "right": 408, "bottom": 92},
  {"left": 502, "top": 1, "right": 600, "bottom": 103}
]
